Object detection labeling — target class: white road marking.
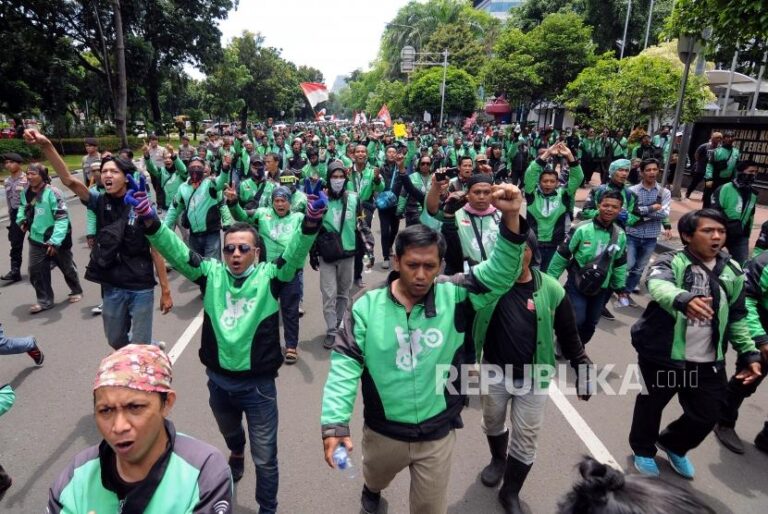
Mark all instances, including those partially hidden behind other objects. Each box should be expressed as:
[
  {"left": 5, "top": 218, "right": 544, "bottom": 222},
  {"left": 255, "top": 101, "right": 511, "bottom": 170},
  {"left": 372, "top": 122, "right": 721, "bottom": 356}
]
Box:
[
  {"left": 548, "top": 382, "right": 622, "bottom": 470},
  {"left": 167, "top": 309, "right": 204, "bottom": 364}
]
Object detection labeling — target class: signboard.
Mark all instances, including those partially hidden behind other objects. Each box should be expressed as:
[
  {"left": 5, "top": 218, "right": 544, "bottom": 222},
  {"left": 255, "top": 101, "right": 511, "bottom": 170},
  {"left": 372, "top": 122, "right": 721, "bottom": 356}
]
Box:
[{"left": 690, "top": 116, "right": 768, "bottom": 185}]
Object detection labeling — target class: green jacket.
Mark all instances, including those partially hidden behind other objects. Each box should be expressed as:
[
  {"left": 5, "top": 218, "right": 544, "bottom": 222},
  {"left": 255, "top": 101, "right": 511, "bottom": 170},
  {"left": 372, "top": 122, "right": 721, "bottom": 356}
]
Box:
[
  {"left": 446, "top": 146, "right": 475, "bottom": 167},
  {"left": 454, "top": 208, "right": 501, "bottom": 265},
  {"left": 85, "top": 185, "right": 106, "bottom": 237},
  {"left": 712, "top": 182, "right": 757, "bottom": 237},
  {"left": 145, "top": 155, "right": 188, "bottom": 210},
  {"left": 610, "top": 137, "right": 628, "bottom": 158},
  {"left": 320, "top": 220, "right": 528, "bottom": 441},
  {"left": 238, "top": 178, "right": 275, "bottom": 210},
  {"left": 743, "top": 251, "right": 768, "bottom": 347},
  {"left": 631, "top": 249, "right": 759, "bottom": 369},
  {"left": 347, "top": 164, "right": 383, "bottom": 202},
  {"left": 321, "top": 192, "right": 360, "bottom": 253},
  {"left": 472, "top": 270, "right": 564, "bottom": 386},
  {"left": 146, "top": 216, "right": 317, "bottom": 377},
  {"left": 164, "top": 174, "right": 232, "bottom": 235},
  {"left": 47, "top": 421, "right": 232, "bottom": 514},
  {"left": 230, "top": 204, "right": 304, "bottom": 261},
  {"left": 301, "top": 162, "right": 327, "bottom": 182},
  {"left": 547, "top": 219, "right": 627, "bottom": 291},
  {"left": 705, "top": 145, "right": 740, "bottom": 180},
  {"left": 580, "top": 182, "right": 637, "bottom": 227},
  {"left": 17, "top": 186, "right": 70, "bottom": 247},
  {"left": 523, "top": 158, "right": 584, "bottom": 246}
]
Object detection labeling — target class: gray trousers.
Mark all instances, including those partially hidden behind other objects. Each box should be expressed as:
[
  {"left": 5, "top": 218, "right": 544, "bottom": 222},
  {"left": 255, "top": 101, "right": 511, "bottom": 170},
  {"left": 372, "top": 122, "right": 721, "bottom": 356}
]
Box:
[
  {"left": 481, "top": 371, "right": 549, "bottom": 465},
  {"left": 28, "top": 242, "right": 82, "bottom": 308},
  {"left": 318, "top": 256, "right": 353, "bottom": 335}
]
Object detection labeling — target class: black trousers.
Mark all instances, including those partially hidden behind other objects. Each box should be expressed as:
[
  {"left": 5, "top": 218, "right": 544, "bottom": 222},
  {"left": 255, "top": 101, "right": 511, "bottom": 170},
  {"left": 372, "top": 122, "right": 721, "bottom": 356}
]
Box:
[
  {"left": 354, "top": 203, "right": 374, "bottom": 280},
  {"left": 28, "top": 241, "right": 83, "bottom": 308},
  {"left": 378, "top": 206, "right": 400, "bottom": 263},
  {"left": 629, "top": 358, "right": 727, "bottom": 457},
  {"left": 702, "top": 175, "right": 731, "bottom": 208},
  {"left": 719, "top": 357, "right": 767, "bottom": 428},
  {"left": 7, "top": 208, "right": 24, "bottom": 272}
]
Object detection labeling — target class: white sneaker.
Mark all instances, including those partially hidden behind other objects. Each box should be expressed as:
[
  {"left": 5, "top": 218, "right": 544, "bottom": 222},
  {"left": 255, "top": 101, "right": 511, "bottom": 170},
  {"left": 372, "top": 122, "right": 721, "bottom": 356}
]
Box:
[
  {"left": 382, "top": 260, "right": 390, "bottom": 270},
  {"left": 91, "top": 303, "right": 103, "bottom": 315}
]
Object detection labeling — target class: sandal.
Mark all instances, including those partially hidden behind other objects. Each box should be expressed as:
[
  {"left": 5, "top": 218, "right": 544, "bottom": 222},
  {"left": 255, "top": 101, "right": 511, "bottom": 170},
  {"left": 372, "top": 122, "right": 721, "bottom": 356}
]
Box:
[
  {"left": 29, "top": 304, "right": 49, "bottom": 314},
  {"left": 284, "top": 348, "right": 298, "bottom": 364}
]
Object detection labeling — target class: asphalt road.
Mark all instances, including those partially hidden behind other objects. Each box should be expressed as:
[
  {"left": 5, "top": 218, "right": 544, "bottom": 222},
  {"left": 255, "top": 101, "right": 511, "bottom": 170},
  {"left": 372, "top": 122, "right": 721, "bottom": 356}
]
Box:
[{"left": 0, "top": 198, "right": 766, "bottom": 513}]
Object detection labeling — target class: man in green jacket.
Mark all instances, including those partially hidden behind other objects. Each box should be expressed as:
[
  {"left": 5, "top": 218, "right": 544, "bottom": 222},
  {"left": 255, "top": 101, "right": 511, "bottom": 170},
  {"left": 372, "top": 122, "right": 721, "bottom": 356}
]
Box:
[
  {"left": 48, "top": 344, "right": 232, "bottom": 513},
  {"left": 523, "top": 142, "right": 583, "bottom": 270},
  {"left": 703, "top": 130, "right": 740, "bottom": 208},
  {"left": 143, "top": 144, "right": 188, "bottom": 212},
  {"left": 321, "top": 184, "right": 528, "bottom": 514},
  {"left": 474, "top": 232, "right": 592, "bottom": 514},
  {"left": 711, "top": 160, "right": 757, "bottom": 265},
  {"left": 629, "top": 209, "right": 762, "bottom": 479},
  {"left": 548, "top": 190, "right": 629, "bottom": 344},
  {"left": 127, "top": 175, "right": 327, "bottom": 514},
  {"left": 17, "top": 163, "right": 83, "bottom": 313}
]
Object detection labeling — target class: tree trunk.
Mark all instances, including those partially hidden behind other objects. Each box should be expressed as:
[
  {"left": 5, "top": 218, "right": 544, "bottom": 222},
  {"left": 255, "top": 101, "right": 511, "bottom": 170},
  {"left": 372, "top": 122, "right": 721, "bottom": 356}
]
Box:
[
  {"left": 240, "top": 105, "right": 248, "bottom": 131},
  {"left": 147, "top": 79, "right": 164, "bottom": 136},
  {"left": 112, "top": 0, "right": 128, "bottom": 148}
]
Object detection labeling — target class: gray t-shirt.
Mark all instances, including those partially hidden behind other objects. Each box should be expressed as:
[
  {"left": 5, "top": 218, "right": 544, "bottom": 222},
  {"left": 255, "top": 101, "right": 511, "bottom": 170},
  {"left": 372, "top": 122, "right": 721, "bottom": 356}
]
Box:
[{"left": 685, "top": 261, "right": 720, "bottom": 362}]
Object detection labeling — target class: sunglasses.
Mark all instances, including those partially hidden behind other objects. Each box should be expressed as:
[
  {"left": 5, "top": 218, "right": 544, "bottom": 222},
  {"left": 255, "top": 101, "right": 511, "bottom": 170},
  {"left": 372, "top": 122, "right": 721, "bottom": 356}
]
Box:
[
  {"left": 223, "top": 243, "right": 253, "bottom": 254},
  {"left": 420, "top": 161, "right": 431, "bottom": 166}
]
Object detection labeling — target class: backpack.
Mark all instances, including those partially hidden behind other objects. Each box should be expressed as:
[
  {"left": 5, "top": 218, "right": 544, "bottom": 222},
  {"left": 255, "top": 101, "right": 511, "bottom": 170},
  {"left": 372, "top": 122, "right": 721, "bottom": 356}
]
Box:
[{"left": 572, "top": 224, "right": 620, "bottom": 296}]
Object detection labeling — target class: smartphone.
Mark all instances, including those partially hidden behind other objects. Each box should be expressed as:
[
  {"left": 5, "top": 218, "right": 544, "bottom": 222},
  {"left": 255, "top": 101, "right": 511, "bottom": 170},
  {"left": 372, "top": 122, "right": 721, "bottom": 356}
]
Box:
[
  {"left": 434, "top": 171, "right": 447, "bottom": 182},
  {"left": 445, "top": 167, "right": 459, "bottom": 178}
]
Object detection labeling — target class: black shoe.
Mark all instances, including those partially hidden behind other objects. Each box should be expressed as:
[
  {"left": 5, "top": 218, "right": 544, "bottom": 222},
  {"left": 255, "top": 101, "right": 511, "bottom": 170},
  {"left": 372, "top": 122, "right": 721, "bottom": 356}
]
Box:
[
  {"left": 27, "top": 340, "right": 44, "bottom": 367},
  {"left": 361, "top": 484, "right": 381, "bottom": 514},
  {"left": 498, "top": 455, "right": 532, "bottom": 514},
  {"left": 323, "top": 334, "right": 336, "bottom": 350},
  {"left": 481, "top": 432, "right": 508, "bottom": 487},
  {"left": 601, "top": 307, "right": 615, "bottom": 320},
  {"left": 0, "top": 465, "right": 11, "bottom": 502},
  {"left": 228, "top": 454, "right": 245, "bottom": 482},
  {"left": 755, "top": 424, "right": 768, "bottom": 454},
  {"left": 0, "top": 271, "right": 21, "bottom": 282},
  {"left": 714, "top": 424, "right": 745, "bottom": 454}
]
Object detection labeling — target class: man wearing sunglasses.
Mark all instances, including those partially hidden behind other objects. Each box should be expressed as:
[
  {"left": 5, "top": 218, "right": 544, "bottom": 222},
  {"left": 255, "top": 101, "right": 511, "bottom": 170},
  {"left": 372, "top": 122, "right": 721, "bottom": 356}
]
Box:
[{"left": 125, "top": 173, "right": 327, "bottom": 514}]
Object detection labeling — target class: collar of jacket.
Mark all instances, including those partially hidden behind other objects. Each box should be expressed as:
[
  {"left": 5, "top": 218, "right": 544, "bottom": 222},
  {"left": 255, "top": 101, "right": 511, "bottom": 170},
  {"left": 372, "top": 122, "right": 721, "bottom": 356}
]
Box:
[
  {"left": 99, "top": 419, "right": 175, "bottom": 511},
  {"left": 385, "top": 271, "right": 437, "bottom": 318},
  {"left": 592, "top": 217, "right": 615, "bottom": 231}
]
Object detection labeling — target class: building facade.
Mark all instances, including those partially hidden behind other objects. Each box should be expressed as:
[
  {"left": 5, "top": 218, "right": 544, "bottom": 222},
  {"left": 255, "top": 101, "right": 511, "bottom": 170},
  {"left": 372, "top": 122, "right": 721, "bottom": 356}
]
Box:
[{"left": 472, "top": 0, "right": 522, "bottom": 20}]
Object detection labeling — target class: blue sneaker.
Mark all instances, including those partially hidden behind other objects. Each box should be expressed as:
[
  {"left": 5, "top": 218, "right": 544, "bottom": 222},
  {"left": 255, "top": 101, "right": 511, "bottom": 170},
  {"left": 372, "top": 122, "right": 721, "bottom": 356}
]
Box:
[
  {"left": 633, "top": 455, "right": 660, "bottom": 477},
  {"left": 657, "top": 444, "right": 695, "bottom": 479}
]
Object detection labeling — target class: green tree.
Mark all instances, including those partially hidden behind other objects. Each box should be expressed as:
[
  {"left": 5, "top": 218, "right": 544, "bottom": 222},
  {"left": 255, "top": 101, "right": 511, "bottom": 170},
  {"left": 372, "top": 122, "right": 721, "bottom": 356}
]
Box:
[
  {"left": 201, "top": 46, "right": 249, "bottom": 121},
  {"left": 366, "top": 80, "right": 408, "bottom": 118},
  {"left": 423, "top": 23, "right": 487, "bottom": 76},
  {"left": 406, "top": 66, "right": 477, "bottom": 118},
  {"left": 187, "top": 108, "right": 204, "bottom": 140},
  {"left": 562, "top": 53, "right": 711, "bottom": 130},
  {"left": 509, "top": 0, "right": 583, "bottom": 32},
  {"left": 480, "top": 28, "right": 541, "bottom": 103},
  {"left": 667, "top": 0, "right": 767, "bottom": 50}
]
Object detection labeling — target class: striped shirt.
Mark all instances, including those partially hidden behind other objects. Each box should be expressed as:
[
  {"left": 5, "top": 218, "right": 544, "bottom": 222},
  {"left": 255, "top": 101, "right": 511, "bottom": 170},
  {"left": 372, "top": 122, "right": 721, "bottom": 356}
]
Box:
[{"left": 626, "top": 182, "right": 670, "bottom": 239}]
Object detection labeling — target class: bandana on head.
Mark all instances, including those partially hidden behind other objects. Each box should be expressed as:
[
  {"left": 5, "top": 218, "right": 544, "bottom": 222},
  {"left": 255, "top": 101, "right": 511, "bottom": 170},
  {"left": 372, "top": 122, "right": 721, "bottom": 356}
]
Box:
[
  {"left": 609, "top": 159, "right": 631, "bottom": 178},
  {"left": 466, "top": 174, "right": 493, "bottom": 190},
  {"left": 272, "top": 186, "right": 292, "bottom": 201},
  {"left": 93, "top": 344, "right": 173, "bottom": 394}
]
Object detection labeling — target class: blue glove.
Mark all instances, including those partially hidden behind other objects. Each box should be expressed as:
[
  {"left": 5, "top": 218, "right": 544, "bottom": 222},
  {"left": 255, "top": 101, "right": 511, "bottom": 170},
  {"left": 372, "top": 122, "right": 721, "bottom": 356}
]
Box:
[
  {"left": 124, "top": 174, "right": 156, "bottom": 220},
  {"left": 304, "top": 179, "right": 328, "bottom": 222},
  {"left": 617, "top": 210, "right": 628, "bottom": 224}
]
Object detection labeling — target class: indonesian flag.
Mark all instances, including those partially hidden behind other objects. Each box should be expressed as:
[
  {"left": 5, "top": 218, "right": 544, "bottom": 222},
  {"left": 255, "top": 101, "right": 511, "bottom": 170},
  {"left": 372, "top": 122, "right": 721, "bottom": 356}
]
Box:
[
  {"left": 315, "top": 108, "right": 327, "bottom": 120},
  {"left": 377, "top": 104, "right": 392, "bottom": 127},
  {"left": 300, "top": 82, "right": 329, "bottom": 108}
]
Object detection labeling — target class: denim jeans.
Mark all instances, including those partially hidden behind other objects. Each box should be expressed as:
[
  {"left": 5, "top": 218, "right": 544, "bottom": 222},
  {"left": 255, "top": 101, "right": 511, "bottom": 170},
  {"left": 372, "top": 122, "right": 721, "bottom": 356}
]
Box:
[
  {"left": 539, "top": 245, "right": 558, "bottom": 273},
  {"left": 0, "top": 323, "right": 36, "bottom": 354},
  {"left": 102, "top": 285, "right": 154, "bottom": 349},
  {"left": 207, "top": 370, "right": 279, "bottom": 514},
  {"left": 481, "top": 371, "right": 549, "bottom": 464},
  {"left": 565, "top": 278, "right": 610, "bottom": 345},
  {"left": 724, "top": 234, "right": 749, "bottom": 266},
  {"left": 279, "top": 270, "right": 302, "bottom": 349},
  {"left": 625, "top": 235, "right": 658, "bottom": 293},
  {"left": 189, "top": 231, "right": 222, "bottom": 260}
]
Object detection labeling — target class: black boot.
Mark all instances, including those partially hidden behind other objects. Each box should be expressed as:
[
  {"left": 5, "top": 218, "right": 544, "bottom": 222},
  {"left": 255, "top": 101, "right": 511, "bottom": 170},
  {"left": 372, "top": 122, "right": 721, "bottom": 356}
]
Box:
[
  {"left": 480, "top": 431, "right": 508, "bottom": 487},
  {"left": 498, "top": 455, "right": 532, "bottom": 514},
  {"left": 755, "top": 421, "right": 768, "bottom": 454},
  {"left": 0, "top": 269, "right": 21, "bottom": 282}
]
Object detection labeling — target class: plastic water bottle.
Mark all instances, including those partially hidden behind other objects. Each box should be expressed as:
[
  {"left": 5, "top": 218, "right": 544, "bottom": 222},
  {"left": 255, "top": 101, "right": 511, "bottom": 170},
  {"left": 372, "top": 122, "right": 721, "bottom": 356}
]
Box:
[
  {"left": 362, "top": 254, "right": 373, "bottom": 274},
  {"left": 333, "top": 445, "right": 356, "bottom": 478}
]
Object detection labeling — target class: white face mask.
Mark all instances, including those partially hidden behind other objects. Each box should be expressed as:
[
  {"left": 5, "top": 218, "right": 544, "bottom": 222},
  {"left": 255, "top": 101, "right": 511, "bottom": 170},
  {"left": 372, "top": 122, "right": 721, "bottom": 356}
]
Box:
[{"left": 330, "top": 178, "right": 346, "bottom": 194}]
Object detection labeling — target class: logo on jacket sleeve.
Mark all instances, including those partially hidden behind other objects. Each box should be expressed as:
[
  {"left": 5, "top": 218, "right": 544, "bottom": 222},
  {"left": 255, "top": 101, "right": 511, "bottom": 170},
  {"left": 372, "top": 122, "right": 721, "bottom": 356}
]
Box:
[{"left": 395, "top": 326, "right": 444, "bottom": 371}]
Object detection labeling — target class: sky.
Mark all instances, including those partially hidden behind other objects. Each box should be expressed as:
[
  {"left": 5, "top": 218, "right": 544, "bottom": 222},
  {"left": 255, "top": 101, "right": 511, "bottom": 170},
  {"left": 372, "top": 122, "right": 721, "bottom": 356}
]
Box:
[{"left": 213, "top": 0, "right": 414, "bottom": 87}]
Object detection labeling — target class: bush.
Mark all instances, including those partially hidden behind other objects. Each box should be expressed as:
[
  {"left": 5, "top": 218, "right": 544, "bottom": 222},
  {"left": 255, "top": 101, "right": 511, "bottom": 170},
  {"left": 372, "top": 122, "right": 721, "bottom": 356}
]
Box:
[
  {"left": 0, "top": 139, "right": 42, "bottom": 160},
  {"left": 50, "top": 136, "right": 145, "bottom": 155}
]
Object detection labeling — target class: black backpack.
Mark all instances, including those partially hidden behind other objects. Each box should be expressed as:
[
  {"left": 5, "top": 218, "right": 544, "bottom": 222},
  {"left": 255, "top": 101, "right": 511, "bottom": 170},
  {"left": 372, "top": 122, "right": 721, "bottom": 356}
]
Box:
[{"left": 572, "top": 223, "right": 620, "bottom": 296}]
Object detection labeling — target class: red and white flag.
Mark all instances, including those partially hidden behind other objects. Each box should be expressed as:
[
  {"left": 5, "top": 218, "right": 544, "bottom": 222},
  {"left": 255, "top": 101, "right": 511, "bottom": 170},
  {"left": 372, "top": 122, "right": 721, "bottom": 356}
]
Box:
[
  {"left": 300, "top": 82, "right": 329, "bottom": 108},
  {"left": 377, "top": 104, "right": 392, "bottom": 127}
]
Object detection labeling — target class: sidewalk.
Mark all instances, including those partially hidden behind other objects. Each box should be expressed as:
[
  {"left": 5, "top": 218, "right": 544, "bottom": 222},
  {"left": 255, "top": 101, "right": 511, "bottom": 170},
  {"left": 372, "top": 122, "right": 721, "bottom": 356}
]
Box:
[{"left": 574, "top": 183, "right": 768, "bottom": 253}]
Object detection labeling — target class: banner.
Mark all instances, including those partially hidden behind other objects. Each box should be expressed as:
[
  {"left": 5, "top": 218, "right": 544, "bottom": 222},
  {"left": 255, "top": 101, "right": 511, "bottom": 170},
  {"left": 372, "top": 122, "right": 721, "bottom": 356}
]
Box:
[
  {"left": 300, "top": 82, "right": 329, "bottom": 108},
  {"left": 377, "top": 104, "right": 392, "bottom": 127},
  {"left": 393, "top": 122, "right": 407, "bottom": 139},
  {"left": 423, "top": 111, "right": 432, "bottom": 123}
]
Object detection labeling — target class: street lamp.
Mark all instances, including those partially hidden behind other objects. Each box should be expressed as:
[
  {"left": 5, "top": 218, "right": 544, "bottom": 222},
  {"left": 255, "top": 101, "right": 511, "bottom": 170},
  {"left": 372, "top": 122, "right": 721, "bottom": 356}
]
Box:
[
  {"left": 399, "top": 46, "right": 450, "bottom": 127},
  {"left": 620, "top": 0, "right": 632, "bottom": 59}
]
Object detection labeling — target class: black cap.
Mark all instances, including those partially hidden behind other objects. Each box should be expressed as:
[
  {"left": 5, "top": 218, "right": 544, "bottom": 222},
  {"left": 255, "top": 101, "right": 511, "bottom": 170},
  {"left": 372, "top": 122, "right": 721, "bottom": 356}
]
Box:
[
  {"left": 2, "top": 152, "right": 23, "bottom": 163},
  {"left": 84, "top": 137, "right": 98, "bottom": 147},
  {"left": 327, "top": 160, "right": 346, "bottom": 177}
]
